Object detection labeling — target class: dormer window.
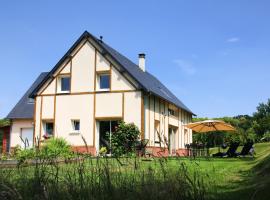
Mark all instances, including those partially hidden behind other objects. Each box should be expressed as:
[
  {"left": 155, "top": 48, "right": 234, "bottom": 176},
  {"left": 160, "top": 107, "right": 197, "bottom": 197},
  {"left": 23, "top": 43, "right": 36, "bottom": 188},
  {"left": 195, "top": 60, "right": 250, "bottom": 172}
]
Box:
[
  {"left": 58, "top": 75, "right": 70, "bottom": 93},
  {"left": 97, "top": 73, "right": 110, "bottom": 90},
  {"left": 28, "top": 98, "right": 35, "bottom": 104}
]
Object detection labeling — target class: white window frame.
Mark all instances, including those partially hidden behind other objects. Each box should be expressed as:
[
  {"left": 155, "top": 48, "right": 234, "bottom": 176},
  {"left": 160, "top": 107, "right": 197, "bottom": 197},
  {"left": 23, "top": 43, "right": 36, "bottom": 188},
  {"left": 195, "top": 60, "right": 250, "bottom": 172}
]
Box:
[
  {"left": 97, "top": 73, "right": 110, "bottom": 91},
  {"left": 43, "top": 121, "right": 54, "bottom": 138},
  {"left": 70, "top": 119, "right": 80, "bottom": 134},
  {"left": 57, "top": 75, "right": 71, "bottom": 93}
]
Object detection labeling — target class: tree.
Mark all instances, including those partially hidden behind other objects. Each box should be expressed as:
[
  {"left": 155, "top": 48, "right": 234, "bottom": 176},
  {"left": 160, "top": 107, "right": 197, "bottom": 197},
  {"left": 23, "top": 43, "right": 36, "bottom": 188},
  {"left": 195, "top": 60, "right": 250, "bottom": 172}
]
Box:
[
  {"left": 253, "top": 99, "right": 270, "bottom": 137},
  {"left": 0, "top": 119, "right": 10, "bottom": 128},
  {"left": 192, "top": 116, "right": 253, "bottom": 146},
  {"left": 192, "top": 99, "right": 270, "bottom": 145}
]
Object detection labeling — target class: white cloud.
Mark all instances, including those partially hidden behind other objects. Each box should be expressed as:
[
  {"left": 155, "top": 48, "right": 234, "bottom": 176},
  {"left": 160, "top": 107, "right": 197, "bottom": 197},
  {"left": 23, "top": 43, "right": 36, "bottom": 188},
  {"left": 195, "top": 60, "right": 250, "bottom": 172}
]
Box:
[
  {"left": 173, "top": 59, "right": 196, "bottom": 75},
  {"left": 226, "top": 37, "right": 240, "bottom": 43}
]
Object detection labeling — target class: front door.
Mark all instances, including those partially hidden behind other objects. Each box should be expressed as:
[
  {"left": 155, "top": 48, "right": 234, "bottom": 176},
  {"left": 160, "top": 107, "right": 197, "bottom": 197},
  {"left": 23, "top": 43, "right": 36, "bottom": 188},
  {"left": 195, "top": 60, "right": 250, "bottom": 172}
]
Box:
[
  {"left": 169, "top": 127, "right": 176, "bottom": 155},
  {"left": 21, "top": 128, "right": 33, "bottom": 149},
  {"left": 98, "top": 120, "right": 118, "bottom": 155}
]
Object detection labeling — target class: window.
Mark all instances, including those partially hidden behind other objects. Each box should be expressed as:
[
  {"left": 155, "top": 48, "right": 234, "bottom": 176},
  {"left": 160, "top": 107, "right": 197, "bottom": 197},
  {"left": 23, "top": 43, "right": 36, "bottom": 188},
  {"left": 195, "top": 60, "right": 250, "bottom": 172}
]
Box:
[
  {"left": 72, "top": 120, "right": 80, "bottom": 132},
  {"left": 28, "top": 98, "right": 34, "bottom": 104},
  {"left": 168, "top": 109, "right": 175, "bottom": 116},
  {"left": 99, "top": 74, "right": 110, "bottom": 90},
  {"left": 168, "top": 108, "right": 177, "bottom": 117},
  {"left": 44, "top": 122, "right": 54, "bottom": 138},
  {"left": 59, "top": 76, "right": 70, "bottom": 92}
]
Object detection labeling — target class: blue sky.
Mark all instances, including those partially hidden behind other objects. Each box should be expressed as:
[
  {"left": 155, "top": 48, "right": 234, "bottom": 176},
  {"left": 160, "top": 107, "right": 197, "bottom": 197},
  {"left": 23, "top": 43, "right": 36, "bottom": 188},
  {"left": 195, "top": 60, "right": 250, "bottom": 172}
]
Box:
[{"left": 0, "top": 0, "right": 269, "bottom": 118}]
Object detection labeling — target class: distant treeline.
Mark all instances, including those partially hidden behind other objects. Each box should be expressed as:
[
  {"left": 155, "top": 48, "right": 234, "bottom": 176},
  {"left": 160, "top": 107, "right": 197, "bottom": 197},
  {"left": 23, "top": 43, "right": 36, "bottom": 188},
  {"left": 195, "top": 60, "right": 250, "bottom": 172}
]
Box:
[{"left": 193, "top": 99, "right": 270, "bottom": 146}]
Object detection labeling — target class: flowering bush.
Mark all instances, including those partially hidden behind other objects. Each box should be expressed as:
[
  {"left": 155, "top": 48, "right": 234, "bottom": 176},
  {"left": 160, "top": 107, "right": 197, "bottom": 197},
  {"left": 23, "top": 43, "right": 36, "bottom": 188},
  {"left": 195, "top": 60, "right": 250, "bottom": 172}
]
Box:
[{"left": 110, "top": 121, "right": 140, "bottom": 156}]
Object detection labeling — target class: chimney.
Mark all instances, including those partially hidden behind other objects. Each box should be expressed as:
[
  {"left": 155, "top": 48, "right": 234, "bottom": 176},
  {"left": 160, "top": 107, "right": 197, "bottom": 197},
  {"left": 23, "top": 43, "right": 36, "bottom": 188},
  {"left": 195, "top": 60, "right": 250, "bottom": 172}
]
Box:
[{"left": 138, "top": 53, "right": 145, "bottom": 72}]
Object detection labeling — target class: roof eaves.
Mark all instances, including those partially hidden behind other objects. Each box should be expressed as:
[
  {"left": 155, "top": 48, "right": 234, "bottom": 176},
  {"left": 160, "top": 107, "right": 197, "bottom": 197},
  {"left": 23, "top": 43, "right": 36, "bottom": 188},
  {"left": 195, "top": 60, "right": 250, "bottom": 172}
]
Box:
[
  {"left": 28, "top": 31, "right": 195, "bottom": 116},
  {"left": 29, "top": 31, "right": 144, "bottom": 98},
  {"left": 86, "top": 33, "right": 146, "bottom": 91},
  {"left": 29, "top": 31, "right": 90, "bottom": 98}
]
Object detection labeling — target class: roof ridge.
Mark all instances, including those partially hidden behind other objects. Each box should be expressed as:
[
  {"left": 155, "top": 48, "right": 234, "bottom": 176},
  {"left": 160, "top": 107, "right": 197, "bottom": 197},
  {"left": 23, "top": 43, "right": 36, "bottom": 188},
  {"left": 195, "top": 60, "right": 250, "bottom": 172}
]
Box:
[
  {"left": 28, "top": 31, "right": 194, "bottom": 115},
  {"left": 92, "top": 34, "right": 194, "bottom": 114}
]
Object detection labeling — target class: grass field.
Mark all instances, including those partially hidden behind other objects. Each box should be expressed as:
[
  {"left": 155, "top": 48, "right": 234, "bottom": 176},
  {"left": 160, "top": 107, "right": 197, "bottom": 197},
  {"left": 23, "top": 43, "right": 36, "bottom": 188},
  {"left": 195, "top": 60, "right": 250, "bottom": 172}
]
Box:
[
  {"left": 1, "top": 143, "right": 270, "bottom": 199},
  {"left": 118, "top": 142, "right": 270, "bottom": 199},
  {"left": 155, "top": 142, "right": 270, "bottom": 200}
]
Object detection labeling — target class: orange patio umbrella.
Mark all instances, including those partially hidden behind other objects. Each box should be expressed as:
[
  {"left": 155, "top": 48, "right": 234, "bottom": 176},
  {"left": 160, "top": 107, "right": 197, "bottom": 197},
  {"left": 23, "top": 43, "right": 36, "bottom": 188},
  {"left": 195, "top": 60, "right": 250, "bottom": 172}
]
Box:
[{"left": 185, "top": 120, "right": 235, "bottom": 133}]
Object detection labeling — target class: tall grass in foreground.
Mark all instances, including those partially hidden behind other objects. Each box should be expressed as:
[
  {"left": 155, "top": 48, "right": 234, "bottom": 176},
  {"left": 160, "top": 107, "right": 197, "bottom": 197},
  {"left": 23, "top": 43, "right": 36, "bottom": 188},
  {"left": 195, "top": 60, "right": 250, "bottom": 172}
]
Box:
[{"left": 0, "top": 154, "right": 211, "bottom": 200}]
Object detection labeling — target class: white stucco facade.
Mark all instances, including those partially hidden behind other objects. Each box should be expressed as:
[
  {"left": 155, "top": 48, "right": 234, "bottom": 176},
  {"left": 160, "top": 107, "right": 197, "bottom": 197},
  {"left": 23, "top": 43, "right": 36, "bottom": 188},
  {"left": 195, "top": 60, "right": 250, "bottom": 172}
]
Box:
[
  {"left": 9, "top": 36, "right": 193, "bottom": 156},
  {"left": 10, "top": 120, "right": 34, "bottom": 147}
]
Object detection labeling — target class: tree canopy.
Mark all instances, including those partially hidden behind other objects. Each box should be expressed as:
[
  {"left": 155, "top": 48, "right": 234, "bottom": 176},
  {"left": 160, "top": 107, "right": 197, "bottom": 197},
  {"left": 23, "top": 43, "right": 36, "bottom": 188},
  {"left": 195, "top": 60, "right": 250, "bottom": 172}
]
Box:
[{"left": 192, "top": 98, "right": 270, "bottom": 146}]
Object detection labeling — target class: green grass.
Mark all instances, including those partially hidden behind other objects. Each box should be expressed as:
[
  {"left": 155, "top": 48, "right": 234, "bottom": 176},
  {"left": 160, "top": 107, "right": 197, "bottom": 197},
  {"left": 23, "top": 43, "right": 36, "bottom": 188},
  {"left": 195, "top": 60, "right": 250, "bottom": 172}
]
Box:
[
  {"left": 1, "top": 143, "right": 270, "bottom": 199},
  {"left": 139, "top": 142, "right": 270, "bottom": 200},
  {"left": 85, "top": 142, "right": 270, "bottom": 199}
]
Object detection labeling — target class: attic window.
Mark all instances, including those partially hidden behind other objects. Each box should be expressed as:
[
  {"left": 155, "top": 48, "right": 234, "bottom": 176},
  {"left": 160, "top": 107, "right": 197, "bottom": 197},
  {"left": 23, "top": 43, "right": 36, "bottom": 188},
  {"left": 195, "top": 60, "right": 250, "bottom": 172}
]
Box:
[
  {"left": 97, "top": 73, "right": 110, "bottom": 91},
  {"left": 58, "top": 75, "right": 71, "bottom": 93},
  {"left": 28, "top": 98, "right": 34, "bottom": 104}
]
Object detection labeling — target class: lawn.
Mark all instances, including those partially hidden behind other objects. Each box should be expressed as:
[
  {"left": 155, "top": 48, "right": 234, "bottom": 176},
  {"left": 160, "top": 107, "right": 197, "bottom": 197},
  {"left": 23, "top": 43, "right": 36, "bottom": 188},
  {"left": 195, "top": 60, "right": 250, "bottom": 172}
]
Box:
[
  {"left": 1, "top": 142, "right": 270, "bottom": 200},
  {"left": 154, "top": 142, "right": 270, "bottom": 200},
  {"left": 119, "top": 142, "right": 270, "bottom": 199}
]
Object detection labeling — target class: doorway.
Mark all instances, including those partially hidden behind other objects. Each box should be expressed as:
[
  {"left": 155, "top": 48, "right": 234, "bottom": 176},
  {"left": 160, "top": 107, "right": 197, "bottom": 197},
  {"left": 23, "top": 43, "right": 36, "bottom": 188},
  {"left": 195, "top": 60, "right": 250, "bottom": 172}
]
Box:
[
  {"left": 169, "top": 126, "right": 177, "bottom": 155},
  {"left": 98, "top": 120, "right": 119, "bottom": 155}
]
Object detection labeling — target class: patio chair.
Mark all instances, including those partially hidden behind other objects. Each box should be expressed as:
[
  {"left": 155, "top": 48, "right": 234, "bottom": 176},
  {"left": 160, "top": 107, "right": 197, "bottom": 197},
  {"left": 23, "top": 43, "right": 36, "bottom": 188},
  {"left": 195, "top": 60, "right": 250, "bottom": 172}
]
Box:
[
  {"left": 135, "top": 139, "right": 149, "bottom": 157},
  {"left": 213, "top": 142, "right": 240, "bottom": 158},
  {"left": 237, "top": 141, "right": 254, "bottom": 157}
]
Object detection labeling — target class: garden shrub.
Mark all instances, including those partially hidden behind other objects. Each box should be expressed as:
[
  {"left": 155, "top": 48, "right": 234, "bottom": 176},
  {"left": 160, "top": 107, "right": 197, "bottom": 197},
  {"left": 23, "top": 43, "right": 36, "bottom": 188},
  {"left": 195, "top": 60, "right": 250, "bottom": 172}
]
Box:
[
  {"left": 9, "top": 138, "right": 72, "bottom": 164},
  {"left": 110, "top": 121, "right": 140, "bottom": 156},
  {"left": 15, "top": 148, "right": 35, "bottom": 164},
  {"left": 0, "top": 153, "right": 8, "bottom": 161},
  {"left": 99, "top": 146, "right": 107, "bottom": 156},
  {"left": 40, "top": 137, "right": 72, "bottom": 159}
]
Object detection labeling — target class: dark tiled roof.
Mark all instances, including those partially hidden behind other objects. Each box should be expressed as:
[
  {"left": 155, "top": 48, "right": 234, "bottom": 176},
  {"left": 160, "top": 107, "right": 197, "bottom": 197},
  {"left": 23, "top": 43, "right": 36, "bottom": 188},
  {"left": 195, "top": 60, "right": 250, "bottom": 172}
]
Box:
[
  {"left": 6, "top": 72, "right": 48, "bottom": 119},
  {"left": 98, "top": 41, "right": 194, "bottom": 114},
  {"left": 29, "top": 31, "right": 194, "bottom": 115}
]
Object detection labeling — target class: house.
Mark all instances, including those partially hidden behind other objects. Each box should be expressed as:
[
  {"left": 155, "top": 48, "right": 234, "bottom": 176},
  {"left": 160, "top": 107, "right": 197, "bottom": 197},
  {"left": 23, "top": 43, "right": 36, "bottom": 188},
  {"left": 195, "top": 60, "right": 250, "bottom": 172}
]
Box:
[{"left": 6, "top": 31, "right": 194, "bottom": 156}]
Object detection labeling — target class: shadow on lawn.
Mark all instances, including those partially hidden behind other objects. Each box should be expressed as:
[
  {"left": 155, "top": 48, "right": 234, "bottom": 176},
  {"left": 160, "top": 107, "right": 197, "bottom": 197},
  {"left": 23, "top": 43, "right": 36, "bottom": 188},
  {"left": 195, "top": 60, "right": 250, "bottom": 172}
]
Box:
[{"left": 215, "top": 155, "right": 270, "bottom": 200}]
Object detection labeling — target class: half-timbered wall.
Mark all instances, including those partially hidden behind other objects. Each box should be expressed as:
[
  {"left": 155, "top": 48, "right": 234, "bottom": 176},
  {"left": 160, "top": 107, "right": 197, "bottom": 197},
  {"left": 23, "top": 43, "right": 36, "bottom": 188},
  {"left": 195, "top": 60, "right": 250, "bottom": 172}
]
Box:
[
  {"left": 144, "top": 94, "right": 192, "bottom": 151},
  {"left": 34, "top": 39, "right": 141, "bottom": 152}
]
